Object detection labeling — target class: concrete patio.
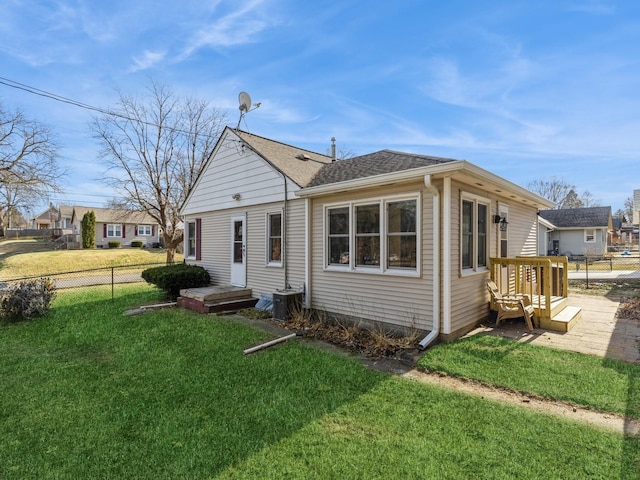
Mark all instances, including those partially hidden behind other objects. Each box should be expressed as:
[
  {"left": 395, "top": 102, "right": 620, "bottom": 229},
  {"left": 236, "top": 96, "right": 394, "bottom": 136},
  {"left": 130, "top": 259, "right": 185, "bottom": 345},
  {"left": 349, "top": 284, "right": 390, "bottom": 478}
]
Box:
[{"left": 469, "top": 293, "right": 640, "bottom": 364}]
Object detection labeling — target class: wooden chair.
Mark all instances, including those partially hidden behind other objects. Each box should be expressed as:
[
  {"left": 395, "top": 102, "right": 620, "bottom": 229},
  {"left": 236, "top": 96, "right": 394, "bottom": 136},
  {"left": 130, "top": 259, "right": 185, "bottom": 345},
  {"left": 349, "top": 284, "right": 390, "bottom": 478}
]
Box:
[{"left": 487, "top": 281, "right": 536, "bottom": 331}]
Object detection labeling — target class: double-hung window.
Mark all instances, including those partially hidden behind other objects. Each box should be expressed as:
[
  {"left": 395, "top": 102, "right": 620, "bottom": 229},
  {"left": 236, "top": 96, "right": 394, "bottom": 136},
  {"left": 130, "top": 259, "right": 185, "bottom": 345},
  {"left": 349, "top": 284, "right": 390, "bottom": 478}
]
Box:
[
  {"left": 387, "top": 200, "right": 417, "bottom": 269},
  {"left": 585, "top": 229, "right": 596, "bottom": 243},
  {"left": 138, "top": 225, "right": 152, "bottom": 236},
  {"left": 106, "top": 224, "right": 122, "bottom": 238},
  {"left": 355, "top": 204, "right": 380, "bottom": 266},
  {"left": 325, "top": 196, "right": 419, "bottom": 274},
  {"left": 267, "top": 212, "right": 283, "bottom": 265},
  {"left": 186, "top": 221, "right": 196, "bottom": 258},
  {"left": 327, "top": 207, "right": 350, "bottom": 266},
  {"left": 461, "top": 194, "right": 489, "bottom": 272}
]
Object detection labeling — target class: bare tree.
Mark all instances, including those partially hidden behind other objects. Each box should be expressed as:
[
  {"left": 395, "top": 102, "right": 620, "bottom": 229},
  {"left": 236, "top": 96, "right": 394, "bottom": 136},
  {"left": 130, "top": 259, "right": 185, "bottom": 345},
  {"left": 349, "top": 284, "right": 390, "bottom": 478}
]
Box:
[
  {"left": 623, "top": 196, "right": 634, "bottom": 221},
  {"left": 0, "top": 102, "right": 63, "bottom": 233},
  {"left": 91, "top": 81, "right": 226, "bottom": 263},
  {"left": 528, "top": 177, "right": 599, "bottom": 209},
  {"left": 326, "top": 145, "right": 356, "bottom": 160}
]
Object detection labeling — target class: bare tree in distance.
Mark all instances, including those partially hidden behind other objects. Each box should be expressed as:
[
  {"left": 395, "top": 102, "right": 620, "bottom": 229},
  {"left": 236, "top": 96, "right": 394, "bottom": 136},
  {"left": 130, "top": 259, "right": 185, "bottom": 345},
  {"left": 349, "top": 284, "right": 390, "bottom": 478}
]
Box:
[
  {"left": 91, "top": 81, "right": 226, "bottom": 263},
  {"left": 0, "top": 101, "right": 64, "bottom": 233},
  {"left": 527, "top": 177, "right": 600, "bottom": 209},
  {"left": 326, "top": 144, "right": 357, "bottom": 160},
  {"left": 623, "top": 196, "right": 634, "bottom": 221}
]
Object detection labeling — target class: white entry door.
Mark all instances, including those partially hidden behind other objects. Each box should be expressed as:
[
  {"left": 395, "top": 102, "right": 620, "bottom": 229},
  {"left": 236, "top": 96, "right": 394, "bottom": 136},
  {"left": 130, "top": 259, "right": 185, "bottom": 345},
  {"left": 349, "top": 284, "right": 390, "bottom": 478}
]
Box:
[{"left": 230, "top": 215, "right": 246, "bottom": 287}]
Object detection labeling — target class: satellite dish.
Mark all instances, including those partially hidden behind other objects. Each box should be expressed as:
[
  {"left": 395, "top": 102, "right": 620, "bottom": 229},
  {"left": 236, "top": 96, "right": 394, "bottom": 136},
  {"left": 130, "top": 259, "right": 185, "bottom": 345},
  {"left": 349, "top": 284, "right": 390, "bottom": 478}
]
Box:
[{"left": 238, "top": 92, "right": 252, "bottom": 112}]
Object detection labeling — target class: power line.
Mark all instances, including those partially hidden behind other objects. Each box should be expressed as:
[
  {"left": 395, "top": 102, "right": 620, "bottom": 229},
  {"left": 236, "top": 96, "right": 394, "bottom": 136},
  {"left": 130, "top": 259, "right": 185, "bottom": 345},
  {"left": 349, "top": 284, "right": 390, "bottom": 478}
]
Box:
[{"left": 0, "top": 75, "right": 227, "bottom": 137}]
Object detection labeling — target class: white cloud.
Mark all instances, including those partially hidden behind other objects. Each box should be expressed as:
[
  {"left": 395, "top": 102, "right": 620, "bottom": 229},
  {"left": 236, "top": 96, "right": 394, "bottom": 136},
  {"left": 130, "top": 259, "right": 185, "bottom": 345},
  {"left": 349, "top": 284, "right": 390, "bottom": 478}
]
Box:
[
  {"left": 567, "top": 0, "right": 616, "bottom": 15},
  {"left": 129, "top": 50, "right": 166, "bottom": 72},
  {"left": 179, "top": 0, "right": 277, "bottom": 59}
]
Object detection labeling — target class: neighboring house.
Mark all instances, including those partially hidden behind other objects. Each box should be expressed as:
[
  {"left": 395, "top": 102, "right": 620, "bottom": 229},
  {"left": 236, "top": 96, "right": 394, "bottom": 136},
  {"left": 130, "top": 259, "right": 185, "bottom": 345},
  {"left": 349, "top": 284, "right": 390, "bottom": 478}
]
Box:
[
  {"left": 181, "top": 127, "right": 553, "bottom": 343},
  {"left": 70, "top": 206, "right": 160, "bottom": 248},
  {"left": 537, "top": 215, "right": 556, "bottom": 256},
  {"left": 538, "top": 206, "right": 613, "bottom": 257},
  {"left": 57, "top": 205, "right": 74, "bottom": 230},
  {"left": 33, "top": 204, "right": 59, "bottom": 229}
]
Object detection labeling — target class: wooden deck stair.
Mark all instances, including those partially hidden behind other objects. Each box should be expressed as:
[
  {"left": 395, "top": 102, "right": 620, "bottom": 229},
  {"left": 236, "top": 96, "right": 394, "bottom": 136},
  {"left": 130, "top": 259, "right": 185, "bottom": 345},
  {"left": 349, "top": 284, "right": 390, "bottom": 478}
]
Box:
[
  {"left": 533, "top": 296, "right": 582, "bottom": 332},
  {"left": 177, "top": 286, "right": 258, "bottom": 314},
  {"left": 538, "top": 305, "right": 582, "bottom": 332}
]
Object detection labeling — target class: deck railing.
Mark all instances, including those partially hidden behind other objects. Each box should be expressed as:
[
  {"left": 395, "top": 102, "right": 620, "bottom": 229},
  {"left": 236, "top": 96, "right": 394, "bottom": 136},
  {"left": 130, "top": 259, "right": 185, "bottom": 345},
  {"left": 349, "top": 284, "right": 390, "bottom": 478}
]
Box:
[{"left": 489, "top": 256, "right": 569, "bottom": 319}]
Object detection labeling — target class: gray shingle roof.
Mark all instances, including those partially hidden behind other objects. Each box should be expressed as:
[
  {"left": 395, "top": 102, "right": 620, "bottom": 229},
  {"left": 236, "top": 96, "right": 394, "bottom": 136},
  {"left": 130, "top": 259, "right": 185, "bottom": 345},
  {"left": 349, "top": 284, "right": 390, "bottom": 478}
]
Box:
[
  {"left": 538, "top": 206, "right": 612, "bottom": 228},
  {"left": 307, "top": 150, "right": 456, "bottom": 187}
]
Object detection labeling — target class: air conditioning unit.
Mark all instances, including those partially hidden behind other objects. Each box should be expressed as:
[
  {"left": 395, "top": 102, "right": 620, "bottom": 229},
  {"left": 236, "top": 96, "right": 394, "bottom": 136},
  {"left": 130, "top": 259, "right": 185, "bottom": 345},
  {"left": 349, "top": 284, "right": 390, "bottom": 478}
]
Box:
[{"left": 273, "top": 290, "right": 303, "bottom": 321}]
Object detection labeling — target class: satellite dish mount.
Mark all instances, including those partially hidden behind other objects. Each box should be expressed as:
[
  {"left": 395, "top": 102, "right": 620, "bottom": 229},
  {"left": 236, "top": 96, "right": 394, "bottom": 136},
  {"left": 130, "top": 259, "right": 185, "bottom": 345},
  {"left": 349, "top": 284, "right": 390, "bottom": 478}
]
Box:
[{"left": 237, "top": 91, "right": 260, "bottom": 129}]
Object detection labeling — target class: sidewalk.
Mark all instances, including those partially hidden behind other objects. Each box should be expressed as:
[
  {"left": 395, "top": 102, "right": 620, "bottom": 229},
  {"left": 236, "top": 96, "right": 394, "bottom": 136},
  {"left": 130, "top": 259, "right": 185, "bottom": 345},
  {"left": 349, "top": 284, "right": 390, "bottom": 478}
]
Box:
[
  {"left": 568, "top": 270, "right": 640, "bottom": 280},
  {"left": 469, "top": 293, "right": 640, "bottom": 363}
]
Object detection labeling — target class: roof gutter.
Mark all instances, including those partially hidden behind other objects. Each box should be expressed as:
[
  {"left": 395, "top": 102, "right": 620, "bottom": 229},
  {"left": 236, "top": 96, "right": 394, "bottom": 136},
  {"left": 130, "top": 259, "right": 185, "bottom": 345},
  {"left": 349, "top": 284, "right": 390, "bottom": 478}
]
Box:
[
  {"left": 296, "top": 160, "right": 554, "bottom": 209},
  {"left": 419, "top": 174, "right": 440, "bottom": 350}
]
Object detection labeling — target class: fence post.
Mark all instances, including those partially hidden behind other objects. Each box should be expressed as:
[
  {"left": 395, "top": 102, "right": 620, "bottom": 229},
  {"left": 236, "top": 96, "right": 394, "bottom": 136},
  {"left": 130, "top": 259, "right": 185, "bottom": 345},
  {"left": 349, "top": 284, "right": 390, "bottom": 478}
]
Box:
[
  {"left": 112, "top": 267, "right": 115, "bottom": 300},
  {"left": 585, "top": 256, "right": 589, "bottom": 289}
]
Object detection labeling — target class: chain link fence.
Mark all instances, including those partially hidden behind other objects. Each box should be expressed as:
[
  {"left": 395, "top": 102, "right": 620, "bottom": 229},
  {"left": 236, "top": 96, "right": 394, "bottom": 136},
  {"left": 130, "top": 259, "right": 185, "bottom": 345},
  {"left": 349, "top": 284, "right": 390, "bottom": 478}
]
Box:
[
  {"left": 567, "top": 254, "right": 640, "bottom": 287},
  {"left": 0, "top": 262, "right": 174, "bottom": 299}
]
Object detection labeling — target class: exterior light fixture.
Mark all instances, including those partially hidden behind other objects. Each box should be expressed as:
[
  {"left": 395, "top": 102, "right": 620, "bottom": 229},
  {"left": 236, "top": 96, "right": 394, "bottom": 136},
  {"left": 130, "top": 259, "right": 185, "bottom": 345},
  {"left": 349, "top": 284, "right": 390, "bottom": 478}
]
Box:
[{"left": 232, "top": 193, "right": 241, "bottom": 201}]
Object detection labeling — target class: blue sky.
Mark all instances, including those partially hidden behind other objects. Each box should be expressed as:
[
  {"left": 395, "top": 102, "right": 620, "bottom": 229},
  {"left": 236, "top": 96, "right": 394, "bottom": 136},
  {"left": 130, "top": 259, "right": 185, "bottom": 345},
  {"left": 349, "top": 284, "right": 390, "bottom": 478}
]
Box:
[{"left": 1, "top": 0, "right": 638, "bottom": 214}]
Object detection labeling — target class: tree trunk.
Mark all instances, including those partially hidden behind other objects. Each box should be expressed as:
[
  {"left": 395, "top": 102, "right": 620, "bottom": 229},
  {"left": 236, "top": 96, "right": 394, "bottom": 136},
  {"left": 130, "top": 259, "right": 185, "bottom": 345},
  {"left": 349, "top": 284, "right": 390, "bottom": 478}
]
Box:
[{"left": 165, "top": 246, "right": 175, "bottom": 265}]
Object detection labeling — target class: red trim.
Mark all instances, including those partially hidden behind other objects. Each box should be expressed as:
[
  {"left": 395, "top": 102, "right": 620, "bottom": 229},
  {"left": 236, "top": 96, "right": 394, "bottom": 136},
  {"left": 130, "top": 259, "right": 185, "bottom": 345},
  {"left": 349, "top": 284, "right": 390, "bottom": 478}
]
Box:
[
  {"left": 122, "top": 224, "right": 126, "bottom": 238},
  {"left": 134, "top": 226, "right": 138, "bottom": 236},
  {"left": 103, "top": 224, "right": 107, "bottom": 237},
  {"left": 195, "top": 218, "right": 202, "bottom": 261}
]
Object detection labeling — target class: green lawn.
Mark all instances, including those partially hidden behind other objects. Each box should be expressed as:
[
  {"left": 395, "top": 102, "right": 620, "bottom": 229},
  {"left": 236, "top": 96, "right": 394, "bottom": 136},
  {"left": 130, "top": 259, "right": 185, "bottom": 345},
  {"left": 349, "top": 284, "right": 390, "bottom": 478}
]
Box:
[
  {"left": 0, "top": 285, "right": 638, "bottom": 479},
  {"left": 418, "top": 334, "right": 640, "bottom": 419},
  {"left": 0, "top": 240, "right": 183, "bottom": 279}
]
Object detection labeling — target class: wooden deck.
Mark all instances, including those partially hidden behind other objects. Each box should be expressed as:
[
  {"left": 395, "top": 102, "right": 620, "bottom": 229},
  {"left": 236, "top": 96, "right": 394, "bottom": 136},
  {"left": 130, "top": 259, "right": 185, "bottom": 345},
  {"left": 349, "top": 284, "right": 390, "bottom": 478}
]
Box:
[{"left": 490, "top": 257, "right": 582, "bottom": 332}]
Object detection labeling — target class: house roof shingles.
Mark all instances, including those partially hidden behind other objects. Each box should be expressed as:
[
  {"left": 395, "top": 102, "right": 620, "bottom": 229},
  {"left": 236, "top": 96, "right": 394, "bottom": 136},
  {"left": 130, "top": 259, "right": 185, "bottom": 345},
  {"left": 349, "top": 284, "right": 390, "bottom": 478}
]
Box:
[
  {"left": 538, "top": 206, "right": 612, "bottom": 228},
  {"left": 307, "top": 150, "right": 456, "bottom": 187},
  {"left": 235, "top": 129, "right": 333, "bottom": 187},
  {"left": 69, "top": 206, "right": 157, "bottom": 225}
]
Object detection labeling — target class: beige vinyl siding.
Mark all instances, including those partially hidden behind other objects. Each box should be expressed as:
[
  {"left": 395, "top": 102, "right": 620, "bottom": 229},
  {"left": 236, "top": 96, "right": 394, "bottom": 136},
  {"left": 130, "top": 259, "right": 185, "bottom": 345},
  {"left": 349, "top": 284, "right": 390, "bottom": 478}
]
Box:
[
  {"left": 447, "top": 181, "right": 542, "bottom": 336},
  {"left": 184, "top": 200, "right": 306, "bottom": 298},
  {"left": 285, "top": 200, "right": 307, "bottom": 290},
  {"left": 502, "top": 200, "right": 538, "bottom": 257},
  {"left": 309, "top": 181, "right": 435, "bottom": 332}
]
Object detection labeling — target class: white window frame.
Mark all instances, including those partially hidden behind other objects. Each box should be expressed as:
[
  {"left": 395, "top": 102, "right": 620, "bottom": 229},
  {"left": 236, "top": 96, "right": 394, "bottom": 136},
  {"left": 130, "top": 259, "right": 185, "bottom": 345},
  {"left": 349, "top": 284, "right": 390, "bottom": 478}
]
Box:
[
  {"left": 186, "top": 220, "right": 196, "bottom": 259},
  {"left": 138, "top": 225, "right": 152, "bottom": 236},
  {"left": 266, "top": 210, "right": 283, "bottom": 267},
  {"left": 460, "top": 192, "right": 490, "bottom": 275},
  {"left": 584, "top": 228, "right": 596, "bottom": 243},
  {"left": 323, "top": 193, "right": 420, "bottom": 277},
  {"left": 106, "top": 224, "right": 122, "bottom": 238}
]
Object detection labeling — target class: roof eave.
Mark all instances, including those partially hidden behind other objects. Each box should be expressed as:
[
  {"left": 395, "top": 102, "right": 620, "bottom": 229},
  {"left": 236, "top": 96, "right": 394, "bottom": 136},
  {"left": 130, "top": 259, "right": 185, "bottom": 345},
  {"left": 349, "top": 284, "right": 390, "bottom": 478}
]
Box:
[{"left": 297, "top": 160, "right": 554, "bottom": 208}]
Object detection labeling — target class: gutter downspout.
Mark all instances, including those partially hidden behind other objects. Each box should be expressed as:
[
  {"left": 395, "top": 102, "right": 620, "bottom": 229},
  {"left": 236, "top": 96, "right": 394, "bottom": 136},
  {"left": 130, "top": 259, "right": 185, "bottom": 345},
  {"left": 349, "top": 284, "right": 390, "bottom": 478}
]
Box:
[
  {"left": 280, "top": 170, "right": 289, "bottom": 289},
  {"left": 419, "top": 174, "right": 440, "bottom": 349}
]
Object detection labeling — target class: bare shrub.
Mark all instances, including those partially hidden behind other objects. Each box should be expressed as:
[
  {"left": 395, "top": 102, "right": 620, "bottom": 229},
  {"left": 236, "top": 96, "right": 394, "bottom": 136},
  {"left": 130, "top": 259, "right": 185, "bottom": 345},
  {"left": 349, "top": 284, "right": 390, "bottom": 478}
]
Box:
[{"left": 0, "top": 278, "right": 56, "bottom": 322}]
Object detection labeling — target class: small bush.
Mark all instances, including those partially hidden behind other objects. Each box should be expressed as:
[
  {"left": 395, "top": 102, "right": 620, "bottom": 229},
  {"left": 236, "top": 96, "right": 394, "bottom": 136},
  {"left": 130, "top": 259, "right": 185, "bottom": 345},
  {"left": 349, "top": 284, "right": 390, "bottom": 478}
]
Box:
[
  {"left": 108, "top": 241, "right": 121, "bottom": 249},
  {"left": 141, "top": 264, "right": 210, "bottom": 298},
  {"left": 131, "top": 240, "right": 143, "bottom": 248},
  {"left": 0, "top": 278, "right": 57, "bottom": 322}
]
